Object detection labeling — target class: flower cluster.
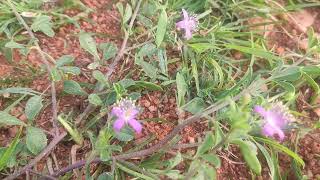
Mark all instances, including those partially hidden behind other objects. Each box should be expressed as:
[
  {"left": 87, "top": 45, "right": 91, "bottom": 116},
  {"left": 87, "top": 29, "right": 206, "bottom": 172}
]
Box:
[
  {"left": 111, "top": 99, "right": 142, "bottom": 134},
  {"left": 176, "top": 9, "right": 198, "bottom": 40},
  {"left": 254, "top": 102, "right": 294, "bottom": 141},
  {"left": 111, "top": 97, "right": 294, "bottom": 142}
]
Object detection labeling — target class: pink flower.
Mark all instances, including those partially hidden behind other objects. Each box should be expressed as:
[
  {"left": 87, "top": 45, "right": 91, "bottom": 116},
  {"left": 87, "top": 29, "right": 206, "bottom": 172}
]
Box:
[
  {"left": 111, "top": 99, "right": 142, "bottom": 133},
  {"left": 254, "top": 102, "right": 294, "bottom": 141},
  {"left": 176, "top": 9, "right": 198, "bottom": 40}
]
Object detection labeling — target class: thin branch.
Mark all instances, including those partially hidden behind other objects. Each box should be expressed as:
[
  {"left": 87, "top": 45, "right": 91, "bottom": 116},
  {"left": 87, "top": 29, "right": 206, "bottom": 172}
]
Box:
[{"left": 7, "top": 0, "right": 59, "bottom": 136}]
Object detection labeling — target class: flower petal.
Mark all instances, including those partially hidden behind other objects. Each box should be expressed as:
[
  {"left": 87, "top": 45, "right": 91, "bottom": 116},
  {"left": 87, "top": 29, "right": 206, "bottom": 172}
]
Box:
[
  {"left": 254, "top": 105, "right": 268, "bottom": 117},
  {"left": 111, "top": 107, "right": 123, "bottom": 117},
  {"left": 182, "top": 9, "right": 189, "bottom": 19},
  {"left": 128, "top": 119, "right": 142, "bottom": 133},
  {"left": 262, "top": 123, "right": 285, "bottom": 141},
  {"left": 184, "top": 29, "right": 193, "bottom": 39},
  {"left": 113, "top": 118, "right": 125, "bottom": 132},
  {"left": 176, "top": 20, "right": 186, "bottom": 29}
]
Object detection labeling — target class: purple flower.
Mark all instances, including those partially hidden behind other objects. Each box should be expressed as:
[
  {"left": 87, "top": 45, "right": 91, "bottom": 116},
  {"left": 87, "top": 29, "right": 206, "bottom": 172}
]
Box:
[
  {"left": 111, "top": 99, "right": 142, "bottom": 134},
  {"left": 254, "top": 102, "right": 294, "bottom": 141},
  {"left": 176, "top": 9, "right": 198, "bottom": 40}
]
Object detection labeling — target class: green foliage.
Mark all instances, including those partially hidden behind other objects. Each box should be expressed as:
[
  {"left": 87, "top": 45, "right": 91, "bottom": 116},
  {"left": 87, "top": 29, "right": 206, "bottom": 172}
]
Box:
[
  {"left": 31, "top": 15, "right": 55, "bottom": 37},
  {"left": 0, "top": 111, "right": 26, "bottom": 126},
  {"left": 99, "top": 42, "right": 118, "bottom": 61},
  {"left": 155, "top": 9, "right": 168, "bottom": 47},
  {"left": 79, "top": 32, "right": 100, "bottom": 61},
  {"left": 234, "top": 140, "right": 262, "bottom": 175},
  {"left": 0, "top": 128, "right": 21, "bottom": 171},
  {"left": 58, "top": 115, "right": 83, "bottom": 145},
  {"left": 26, "top": 126, "right": 47, "bottom": 155},
  {"left": 1, "top": 0, "right": 318, "bottom": 179},
  {"left": 63, "top": 80, "right": 87, "bottom": 96},
  {"left": 25, "top": 95, "right": 43, "bottom": 121}
]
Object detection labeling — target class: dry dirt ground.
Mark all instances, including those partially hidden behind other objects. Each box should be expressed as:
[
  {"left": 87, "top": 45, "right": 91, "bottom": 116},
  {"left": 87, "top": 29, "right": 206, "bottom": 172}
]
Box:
[{"left": 0, "top": 0, "right": 320, "bottom": 179}]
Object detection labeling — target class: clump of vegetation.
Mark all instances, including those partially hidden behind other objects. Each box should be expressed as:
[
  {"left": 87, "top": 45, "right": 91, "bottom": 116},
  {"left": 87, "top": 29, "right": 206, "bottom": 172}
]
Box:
[{"left": 1, "top": 0, "right": 320, "bottom": 179}]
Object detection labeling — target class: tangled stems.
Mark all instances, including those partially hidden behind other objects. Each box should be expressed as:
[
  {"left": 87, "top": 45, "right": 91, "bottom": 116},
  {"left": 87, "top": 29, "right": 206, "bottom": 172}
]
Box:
[{"left": 51, "top": 79, "right": 264, "bottom": 177}]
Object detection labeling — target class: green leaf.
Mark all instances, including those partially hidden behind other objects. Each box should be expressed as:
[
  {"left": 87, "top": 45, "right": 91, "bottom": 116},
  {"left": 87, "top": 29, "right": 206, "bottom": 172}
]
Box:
[
  {"left": 50, "top": 67, "right": 62, "bottom": 82},
  {"left": 88, "top": 94, "right": 103, "bottom": 106},
  {"left": 97, "top": 172, "right": 113, "bottom": 180},
  {"left": 303, "top": 72, "right": 320, "bottom": 95},
  {"left": 117, "top": 162, "right": 154, "bottom": 180},
  {"left": 138, "top": 43, "right": 157, "bottom": 57},
  {"left": 167, "top": 152, "right": 182, "bottom": 169},
  {"left": 0, "top": 88, "right": 40, "bottom": 96},
  {"left": 93, "top": 70, "right": 108, "bottom": 85},
  {"left": 128, "top": 92, "right": 141, "bottom": 100},
  {"left": 134, "top": 81, "right": 163, "bottom": 91},
  {"left": 25, "top": 96, "right": 43, "bottom": 121},
  {"left": 58, "top": 115, "right": 83, "bottom": 145},
  {"left": 190, "top": 54, "right": 199, "bottom": 93},
  {"left": 273, "top": 67, "right": 301, "bottom": 81},
  {"left": 56, "top": 55, "right": 75, "bottom": 67},
  {"left": 0, "top": 111, "right": 26, "bottom": 126},
  {"left": 26, "top": 127, "right": 47, "bottom": 155},
  {"left": 254, "top": 137, "right": 305, "bottom": 167},
  {"left": 201, "top": 154, "right": 221, "bottom": 168},
  {"left": 255, "top": 142, "right": 277, "bottom": 180},
  {"left": 165, "top": 170, "right": 183, "bottom": 179},
  {"left": 176, "top": 72, "right": 187, "bottom": 107},
  {"left": 182, "top": 97, "right": 205, "bottom": 114},
  {"left": 202, "top": 164, "right": 217, "bottom": 180},
  {"left": 5, "top": 41, "right": 24, "bottom": 49},
  {"left": 31, "top": 15, "right": 55, "bottom": 37},
  {"left": 99, "top": 42, "right": 118, "bottom": 61},
  {"left": 274, "top": 81, "right": 295, "bottom": 101},
  {"left": 119, "top": 79, "right": 136, "bottom": 88},
  {"left": 155, "top": 9, "right": 168, "bottom": 47},
  {"left": 225, "top": 44, "right": 281, "bottom": 65},
  {"left": 58, "top": 66, "right": 81, "bottom": 75},
  {"left": 136, "top": 58, "right": 158, "bottom": 79},
  {"left": 205, "top": 58, "right": 224, "bottom": 89},
  {"left": 0, "top": 128, "right": 21, "bottom": 171},
  {"left": 123, "top": 4, "right": 132, "bottom": 24},
  {"left": 114, "top": 126, "right": 134, "bottom": 142},
  {"left": 95, "top": 129, "right": 112, "bottom": 161},
  {"left": 214, "top": 121, "right": 224, "bottom": 146},
  {"left": 79, "top": 32, "right": 100, "bottom": 60},
  {"left": 196, "top": 133, "right": 214, "bottom": 156},
  {"left": 63, "top": 80, "right": 87, "bottom": 96},
  {"left": 234, "top": 140, "right": 261, "bottom": 175},
  {"left": 188, "top": 43, "right": 215, "bottom": 54},
  {"left": 116, "top": 2, "right": 124, "bottom": 18},
  {"left": 158, "top": 49, "right": 168, "bottom": 75}
]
